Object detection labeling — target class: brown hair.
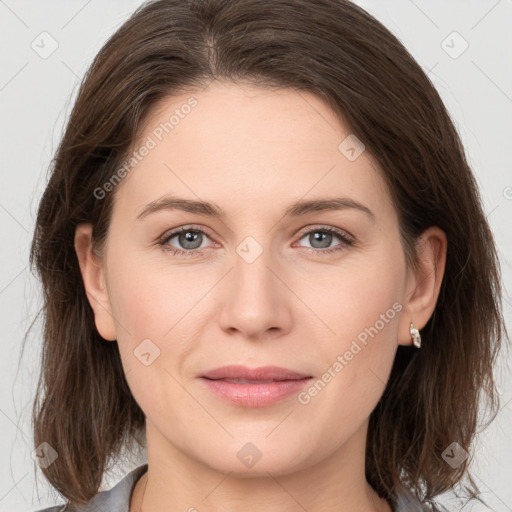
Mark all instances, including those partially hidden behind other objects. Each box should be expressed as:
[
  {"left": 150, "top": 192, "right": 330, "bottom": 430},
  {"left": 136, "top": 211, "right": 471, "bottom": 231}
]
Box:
[{"left": 26, "top": 0, "right": 507, "bottom": 509}]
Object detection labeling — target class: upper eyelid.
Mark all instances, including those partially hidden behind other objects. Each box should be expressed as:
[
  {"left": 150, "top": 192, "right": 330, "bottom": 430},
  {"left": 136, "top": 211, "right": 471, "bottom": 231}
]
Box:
[
  {"left": 159, "top": 224, "right": 216, "bottom": 242},
  {"left": 295, "top": 224, "right": 354, "bottom": 240}
]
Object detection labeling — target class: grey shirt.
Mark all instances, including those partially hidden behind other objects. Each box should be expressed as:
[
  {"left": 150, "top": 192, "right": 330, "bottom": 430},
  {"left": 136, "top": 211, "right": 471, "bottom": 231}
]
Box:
[{"left": 33, "top": 463, "right": 434, "bottom": 512}]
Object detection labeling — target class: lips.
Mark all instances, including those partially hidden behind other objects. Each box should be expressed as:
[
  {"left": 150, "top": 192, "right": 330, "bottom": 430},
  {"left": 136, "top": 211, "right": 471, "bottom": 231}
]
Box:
[
  {"left": 201, "top": 365, "right": 311, "bottom": 382},
  {"left": 199, "top": 365, "right": 313, "bottom": 407}
]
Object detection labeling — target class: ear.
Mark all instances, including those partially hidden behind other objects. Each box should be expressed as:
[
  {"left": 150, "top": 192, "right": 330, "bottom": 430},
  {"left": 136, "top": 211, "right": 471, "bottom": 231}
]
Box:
[
  {"left": 74, "top": 223, "right": 117, "bottom": 341},
  {"left": 399, "top": 226, "right": 447, "bottom": 347}
]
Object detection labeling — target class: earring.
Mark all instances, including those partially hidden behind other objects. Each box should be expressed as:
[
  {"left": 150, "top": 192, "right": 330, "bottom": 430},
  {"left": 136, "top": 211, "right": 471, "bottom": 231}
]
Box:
[{"left": 410, "top": 322, "right": 421, "bottom": 348}]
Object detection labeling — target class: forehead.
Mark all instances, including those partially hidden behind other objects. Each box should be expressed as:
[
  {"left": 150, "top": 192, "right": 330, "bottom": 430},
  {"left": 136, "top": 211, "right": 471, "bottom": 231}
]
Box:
[{"left": 112, "top": 81, "right": 395, "bottom": 225}]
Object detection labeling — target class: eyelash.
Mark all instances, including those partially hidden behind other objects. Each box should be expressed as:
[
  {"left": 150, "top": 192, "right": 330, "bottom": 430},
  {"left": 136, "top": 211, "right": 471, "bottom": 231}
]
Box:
[{"left": 157, "top": 224, "right": 355, "bottom": 257}]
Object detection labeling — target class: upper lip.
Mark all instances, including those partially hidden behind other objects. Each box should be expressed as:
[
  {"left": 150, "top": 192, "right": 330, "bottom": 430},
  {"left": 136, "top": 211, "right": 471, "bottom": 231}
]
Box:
[{"left": 201, "top": 365, "right": 311, "bottom": 381}]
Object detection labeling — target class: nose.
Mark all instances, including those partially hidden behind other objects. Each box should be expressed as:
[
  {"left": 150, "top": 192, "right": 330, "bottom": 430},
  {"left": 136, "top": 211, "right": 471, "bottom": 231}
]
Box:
[{"left": 218, "top": 240, "right": 293, "bottom": 340}]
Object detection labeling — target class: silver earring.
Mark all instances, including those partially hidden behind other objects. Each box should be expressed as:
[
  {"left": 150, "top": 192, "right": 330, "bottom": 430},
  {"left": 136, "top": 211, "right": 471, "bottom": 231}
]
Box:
[{"left": 410, "top": 322, "right": 421, "bottom": 348}]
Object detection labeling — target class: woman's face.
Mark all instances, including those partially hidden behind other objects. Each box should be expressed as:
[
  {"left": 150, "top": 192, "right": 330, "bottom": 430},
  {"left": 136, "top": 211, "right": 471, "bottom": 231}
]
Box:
[{"left": 82, "top": 81, "right": 431, "bottom": 476}]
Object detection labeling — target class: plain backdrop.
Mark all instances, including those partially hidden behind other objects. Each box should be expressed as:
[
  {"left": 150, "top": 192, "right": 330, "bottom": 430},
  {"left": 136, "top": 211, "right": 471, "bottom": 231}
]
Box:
[{"left": 1, "top": 1, "right": 511, "bottom": 510}]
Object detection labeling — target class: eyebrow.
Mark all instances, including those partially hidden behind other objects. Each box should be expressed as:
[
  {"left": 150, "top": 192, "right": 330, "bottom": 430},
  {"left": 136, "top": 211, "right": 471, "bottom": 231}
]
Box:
[{"left": 136, "top": 195, "right": 375, "bottom": 221}]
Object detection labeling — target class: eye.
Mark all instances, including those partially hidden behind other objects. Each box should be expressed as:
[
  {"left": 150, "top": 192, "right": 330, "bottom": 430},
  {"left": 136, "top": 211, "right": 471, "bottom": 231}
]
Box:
[
  {"left": 157, "top": 224, "right": 354, "bottom": 257},
  {"left": 158, "top": 226, "right": 215, "bottom": 256},
  {"left": 294, "top": 226, "right": 354, "bottom": 254}
]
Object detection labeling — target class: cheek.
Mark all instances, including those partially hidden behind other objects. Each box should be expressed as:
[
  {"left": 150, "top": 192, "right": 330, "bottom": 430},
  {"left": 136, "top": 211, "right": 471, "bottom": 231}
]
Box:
[
  {"left": 296, "top": 273, "right": 400, "bottom": 442},
  {"left": 105, "top": 252, "right": 213, "bottom": 387},
  {"left": 105, "top": 260, "right": 200, "bottom": 418},
  {"left": 297, "top": 248, "right": 403, "bottom": 400},
  {"left": 302, "top": 248, "right": 404, "bottom": 343},
  {"left": 106, "top": 249, "right": 206, "bottom": 338}
]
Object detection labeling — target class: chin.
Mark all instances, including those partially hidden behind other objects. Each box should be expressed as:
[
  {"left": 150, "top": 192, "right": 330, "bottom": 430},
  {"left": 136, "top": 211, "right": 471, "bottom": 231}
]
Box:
[{"left": 199, "top": 437, "right": 315, "bottom": 477}]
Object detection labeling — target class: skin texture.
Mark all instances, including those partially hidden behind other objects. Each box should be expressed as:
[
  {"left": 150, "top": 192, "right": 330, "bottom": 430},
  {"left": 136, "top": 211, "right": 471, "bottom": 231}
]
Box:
[{"left": 75, "top": 81, "right": 447, "bottom": 512}]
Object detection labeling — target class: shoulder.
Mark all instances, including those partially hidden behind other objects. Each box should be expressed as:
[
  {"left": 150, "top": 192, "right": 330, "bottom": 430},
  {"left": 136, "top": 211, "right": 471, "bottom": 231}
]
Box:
[
  {"left": 31, "top": 463, "right": 148, "bottom": 512},
  {"left": 393, "top": 485, "right": 450, "bottom": 512},
  {"left": 32, "top": 507, "right": 66, "bottom": 512}
]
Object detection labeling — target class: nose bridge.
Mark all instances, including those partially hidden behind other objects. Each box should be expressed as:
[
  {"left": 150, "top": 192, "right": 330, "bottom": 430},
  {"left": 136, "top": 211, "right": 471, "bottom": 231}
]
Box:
[{"left": 218, "top": 234, "right": 290, "bottom": 338}]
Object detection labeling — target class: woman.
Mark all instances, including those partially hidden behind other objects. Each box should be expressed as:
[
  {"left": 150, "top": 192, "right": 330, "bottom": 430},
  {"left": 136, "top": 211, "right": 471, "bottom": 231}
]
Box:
[{"left": 29, "top": 0, "right": 506, "bottom": 511}]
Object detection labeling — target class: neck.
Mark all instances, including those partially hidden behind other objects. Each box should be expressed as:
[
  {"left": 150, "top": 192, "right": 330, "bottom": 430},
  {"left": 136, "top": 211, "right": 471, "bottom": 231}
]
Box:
[{"left": 131, "top": 420, "right": 392, "bottom": 512}]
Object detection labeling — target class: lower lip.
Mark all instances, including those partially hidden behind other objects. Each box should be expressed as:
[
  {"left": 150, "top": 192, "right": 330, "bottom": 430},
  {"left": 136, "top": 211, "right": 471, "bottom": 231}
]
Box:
[{"left": 200, "top": 377, "right": 312, "bottom": 407}]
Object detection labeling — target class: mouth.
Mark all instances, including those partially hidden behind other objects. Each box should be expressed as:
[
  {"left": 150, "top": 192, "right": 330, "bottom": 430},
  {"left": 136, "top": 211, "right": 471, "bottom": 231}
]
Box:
[
  {"left": 200, "top": 364, "right": 311, "bottom": 381},
  {"left": 199, "top": 365, "right": 313, "bottom": 407},
  {"left": 204, "top": 377, "right": 305, "bottom": 384}
]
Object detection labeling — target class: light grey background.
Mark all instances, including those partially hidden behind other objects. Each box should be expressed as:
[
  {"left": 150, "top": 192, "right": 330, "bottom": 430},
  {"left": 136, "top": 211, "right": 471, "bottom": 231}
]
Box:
[{"left": 1, "top": 1, "right": 511, "bottom": 510}]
